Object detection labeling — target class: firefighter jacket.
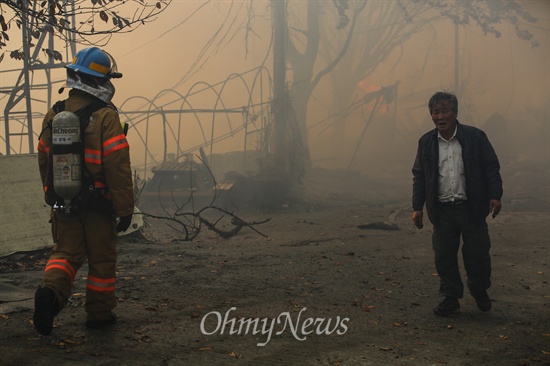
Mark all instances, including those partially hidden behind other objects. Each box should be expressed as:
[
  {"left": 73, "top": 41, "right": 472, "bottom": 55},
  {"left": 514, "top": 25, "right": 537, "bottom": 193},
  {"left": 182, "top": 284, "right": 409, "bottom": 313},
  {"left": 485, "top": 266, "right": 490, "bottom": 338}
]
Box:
[
  {"left": 38, "top": 89, "right": 134, "bottom": 217},
  {"left": 412, "top": 121, "right": 503, "bottom": 224}
]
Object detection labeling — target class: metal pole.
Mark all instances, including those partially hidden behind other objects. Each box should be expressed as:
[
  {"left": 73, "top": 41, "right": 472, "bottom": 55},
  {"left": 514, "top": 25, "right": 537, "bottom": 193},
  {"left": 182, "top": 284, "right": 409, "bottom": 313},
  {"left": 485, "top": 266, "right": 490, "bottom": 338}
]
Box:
[
  {"left": 271, "top": 0, "right": 287, "bottom": 175},
  {"left": 454, "top": 0, "right": 460, "bottom": 96},
  {"left": 243, "top": 107, "right": 248, "bottom": 172},
  {"left": 162, "top": 109, "right": 167, "bottom": 162},
  {"left": 22, "top": 5, "right": 34, "bottom": 154}
]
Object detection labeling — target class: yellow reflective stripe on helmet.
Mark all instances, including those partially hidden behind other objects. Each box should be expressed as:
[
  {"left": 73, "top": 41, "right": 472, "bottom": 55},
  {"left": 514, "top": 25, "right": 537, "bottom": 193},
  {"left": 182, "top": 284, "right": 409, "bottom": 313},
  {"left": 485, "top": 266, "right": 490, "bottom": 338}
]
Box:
[{"left": 88, "top": 61, "right": 110, "bottom": 75}]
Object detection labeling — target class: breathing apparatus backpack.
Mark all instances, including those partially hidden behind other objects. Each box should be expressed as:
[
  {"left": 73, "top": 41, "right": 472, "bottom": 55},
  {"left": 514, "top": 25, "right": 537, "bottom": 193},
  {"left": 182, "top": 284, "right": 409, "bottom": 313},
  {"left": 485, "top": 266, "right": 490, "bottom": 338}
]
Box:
[{"left": 41, "top": 99, "right": 111, "bottom": 214}]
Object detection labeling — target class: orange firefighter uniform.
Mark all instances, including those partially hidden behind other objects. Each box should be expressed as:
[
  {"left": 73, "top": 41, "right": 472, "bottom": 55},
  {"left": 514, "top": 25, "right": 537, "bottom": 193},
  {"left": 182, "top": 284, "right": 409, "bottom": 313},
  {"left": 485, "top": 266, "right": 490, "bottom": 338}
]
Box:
[{"left": 37, "top": 89, "right": 134, "bottom": 323}]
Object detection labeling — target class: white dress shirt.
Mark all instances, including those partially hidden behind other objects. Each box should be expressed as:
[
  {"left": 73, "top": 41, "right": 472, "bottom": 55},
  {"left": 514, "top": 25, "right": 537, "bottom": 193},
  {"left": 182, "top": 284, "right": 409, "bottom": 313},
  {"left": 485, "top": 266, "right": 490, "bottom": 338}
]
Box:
[{"left": 437, "top": 126, "right": 467, "bottom": 202}]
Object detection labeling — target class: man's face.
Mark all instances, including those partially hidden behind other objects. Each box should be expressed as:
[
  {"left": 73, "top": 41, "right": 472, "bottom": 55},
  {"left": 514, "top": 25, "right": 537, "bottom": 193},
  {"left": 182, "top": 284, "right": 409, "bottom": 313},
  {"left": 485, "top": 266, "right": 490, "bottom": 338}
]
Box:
[{"left": 431, "top": 100, "right": 457, "bottom": 137}]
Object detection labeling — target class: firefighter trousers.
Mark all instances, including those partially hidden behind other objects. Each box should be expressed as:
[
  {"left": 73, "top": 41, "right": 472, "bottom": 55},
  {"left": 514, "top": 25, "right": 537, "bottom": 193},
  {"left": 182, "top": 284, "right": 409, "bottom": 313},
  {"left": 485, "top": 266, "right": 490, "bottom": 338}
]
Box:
[{"left": 41, "top": 209, "right": 118, "bottom": 320}]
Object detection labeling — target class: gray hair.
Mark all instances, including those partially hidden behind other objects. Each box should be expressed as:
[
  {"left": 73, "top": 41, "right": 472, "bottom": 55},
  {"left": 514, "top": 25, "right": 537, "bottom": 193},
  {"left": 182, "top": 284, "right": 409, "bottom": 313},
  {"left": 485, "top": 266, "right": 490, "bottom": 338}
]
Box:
[{"left": 428, "top": 92, "right": 458, "bottom": 113}]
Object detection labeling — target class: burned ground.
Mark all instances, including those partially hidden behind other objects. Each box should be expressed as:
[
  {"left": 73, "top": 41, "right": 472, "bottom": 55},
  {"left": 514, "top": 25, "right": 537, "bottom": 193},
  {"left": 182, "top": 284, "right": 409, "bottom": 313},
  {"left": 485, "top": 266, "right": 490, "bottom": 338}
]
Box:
[{"left": 0, "top": 167, "right": 548, "bottom": 366}]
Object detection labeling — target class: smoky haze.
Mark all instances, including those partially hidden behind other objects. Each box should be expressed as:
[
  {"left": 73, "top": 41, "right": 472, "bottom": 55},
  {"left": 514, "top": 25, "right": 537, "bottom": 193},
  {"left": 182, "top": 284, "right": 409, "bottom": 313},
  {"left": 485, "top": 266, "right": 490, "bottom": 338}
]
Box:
[{"left": 0, "top": 0, "right": 548, "bottom": 206}]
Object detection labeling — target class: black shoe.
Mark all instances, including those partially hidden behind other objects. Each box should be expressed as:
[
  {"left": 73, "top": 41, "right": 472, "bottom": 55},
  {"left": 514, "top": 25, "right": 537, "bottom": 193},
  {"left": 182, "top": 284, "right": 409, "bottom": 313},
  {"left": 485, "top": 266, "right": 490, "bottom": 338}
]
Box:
[
  {"left": 33, "top": 287, "right": 60, "bottom": 336},
  {"left": 434, "top": 297, "right": 460, "bottom": 316},
  {"left": 86, "top": 312, "right": 117, "bottom": 329},
  {"left": 471, "top": 290, "right": 491, "bottom": 312}
]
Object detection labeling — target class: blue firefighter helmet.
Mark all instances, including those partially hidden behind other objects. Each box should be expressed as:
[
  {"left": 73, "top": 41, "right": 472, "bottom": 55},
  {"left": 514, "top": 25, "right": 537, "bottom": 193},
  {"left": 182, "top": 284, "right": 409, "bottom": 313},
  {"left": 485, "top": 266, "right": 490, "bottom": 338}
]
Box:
[{"left": 66, "top": 47, "right": 122, "bottom": 79}]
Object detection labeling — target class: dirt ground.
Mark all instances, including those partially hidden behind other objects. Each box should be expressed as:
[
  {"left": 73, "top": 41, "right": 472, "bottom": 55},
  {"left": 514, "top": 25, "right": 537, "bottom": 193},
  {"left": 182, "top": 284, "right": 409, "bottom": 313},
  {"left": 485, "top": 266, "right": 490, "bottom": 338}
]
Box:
[{"left": 0, "top": 167, "right": 549, "bottom": 366}]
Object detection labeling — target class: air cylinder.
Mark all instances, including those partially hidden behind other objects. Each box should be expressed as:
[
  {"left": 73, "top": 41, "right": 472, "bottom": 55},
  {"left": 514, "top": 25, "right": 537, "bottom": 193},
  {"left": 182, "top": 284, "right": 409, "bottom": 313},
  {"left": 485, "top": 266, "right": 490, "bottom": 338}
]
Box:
[{"left": 51, "top": 111, "right": 82, "bottom": 212}]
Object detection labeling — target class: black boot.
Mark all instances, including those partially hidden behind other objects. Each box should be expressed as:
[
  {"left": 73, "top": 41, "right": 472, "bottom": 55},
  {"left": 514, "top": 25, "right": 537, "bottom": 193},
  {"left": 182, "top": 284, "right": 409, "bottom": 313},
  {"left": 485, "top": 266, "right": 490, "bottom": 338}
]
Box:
[
  {"left": 470, "top": 290, "right": 492, "bottom": 312},
  {"left": 434, "top": 296, "right": 460, "bottom": 316},
  {"left": 33, "top": 287, "right": 60, "bottom": 336}
]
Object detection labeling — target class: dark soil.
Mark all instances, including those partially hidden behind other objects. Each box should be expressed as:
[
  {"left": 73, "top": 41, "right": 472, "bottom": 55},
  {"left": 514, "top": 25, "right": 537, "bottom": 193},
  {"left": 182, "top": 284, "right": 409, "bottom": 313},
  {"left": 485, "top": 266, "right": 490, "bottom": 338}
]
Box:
[{"left": 1, "top": 169, "right": 549, "bottom": 366}]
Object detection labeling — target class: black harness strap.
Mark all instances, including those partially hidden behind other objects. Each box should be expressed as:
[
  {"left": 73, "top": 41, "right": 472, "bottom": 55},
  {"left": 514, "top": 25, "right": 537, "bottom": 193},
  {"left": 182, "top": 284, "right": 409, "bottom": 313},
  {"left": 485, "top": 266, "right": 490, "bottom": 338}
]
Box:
[{"left": 42, "top": 99, "right": 112, "bottom": 211}]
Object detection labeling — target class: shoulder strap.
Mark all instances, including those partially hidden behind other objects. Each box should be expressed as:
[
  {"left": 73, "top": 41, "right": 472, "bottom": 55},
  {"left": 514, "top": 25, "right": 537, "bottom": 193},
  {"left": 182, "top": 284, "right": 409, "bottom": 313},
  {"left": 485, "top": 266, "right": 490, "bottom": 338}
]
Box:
[
  {"left": 37, "top": 100, "right": 67, "bottom": 141},
  {"left": 53, "top": 100, "right": 65, "bottom": 113},
  {"left": 74, "top": 100, "right": 111, "bottom": 185},
  {"left": 38, "top": 99, "right": 110, "bottom": 141},
  {"left": 74, "top": 100, "right": 110, "bottom": 130}
]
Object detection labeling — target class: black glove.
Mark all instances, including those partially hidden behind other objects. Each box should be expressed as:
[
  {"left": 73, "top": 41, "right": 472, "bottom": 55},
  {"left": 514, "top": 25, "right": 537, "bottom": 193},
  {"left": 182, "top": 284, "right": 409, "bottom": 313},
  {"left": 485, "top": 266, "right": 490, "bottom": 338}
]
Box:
[{"left": 116, "top": 215, "right": 133, "bottom": 232}]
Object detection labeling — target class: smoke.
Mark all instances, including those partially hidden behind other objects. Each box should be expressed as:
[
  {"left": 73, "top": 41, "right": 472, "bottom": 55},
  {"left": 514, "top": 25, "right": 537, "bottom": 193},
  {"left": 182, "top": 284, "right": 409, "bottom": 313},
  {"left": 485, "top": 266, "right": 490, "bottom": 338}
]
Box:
[{"left": 0, "top": 1, "right": 547, "bottom": 209}]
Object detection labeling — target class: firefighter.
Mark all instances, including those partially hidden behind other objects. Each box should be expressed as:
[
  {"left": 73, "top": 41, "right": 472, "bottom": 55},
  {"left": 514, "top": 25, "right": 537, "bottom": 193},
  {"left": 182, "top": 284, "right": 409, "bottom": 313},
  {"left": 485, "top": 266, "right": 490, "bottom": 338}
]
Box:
[{"left": 34, "top": 47, "right": 134, "bottom": 335}]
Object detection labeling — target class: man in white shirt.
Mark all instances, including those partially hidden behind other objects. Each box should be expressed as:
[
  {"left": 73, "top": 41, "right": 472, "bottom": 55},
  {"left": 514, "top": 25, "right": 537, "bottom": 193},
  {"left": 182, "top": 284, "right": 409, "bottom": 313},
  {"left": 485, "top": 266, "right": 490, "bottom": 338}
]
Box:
[{"left": 412, "top": 92, "right": 503, "bottom": 316}]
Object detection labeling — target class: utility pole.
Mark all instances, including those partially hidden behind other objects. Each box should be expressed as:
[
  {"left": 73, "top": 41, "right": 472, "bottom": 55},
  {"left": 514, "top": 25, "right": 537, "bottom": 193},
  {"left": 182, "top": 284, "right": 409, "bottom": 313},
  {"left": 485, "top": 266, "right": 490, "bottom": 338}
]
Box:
[
  {"left": 454, "top": 0, "right": 460, "bottom": 97},
  {"left": 271, "top": 0, "right": 287, "bottom": 178}
]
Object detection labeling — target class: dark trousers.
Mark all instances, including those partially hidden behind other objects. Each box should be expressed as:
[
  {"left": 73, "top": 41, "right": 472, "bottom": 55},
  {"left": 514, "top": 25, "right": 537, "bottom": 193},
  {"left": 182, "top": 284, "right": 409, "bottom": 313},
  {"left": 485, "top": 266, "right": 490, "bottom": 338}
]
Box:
[{"left": 432, "top": 204, "right": 492, "bottom": 299}]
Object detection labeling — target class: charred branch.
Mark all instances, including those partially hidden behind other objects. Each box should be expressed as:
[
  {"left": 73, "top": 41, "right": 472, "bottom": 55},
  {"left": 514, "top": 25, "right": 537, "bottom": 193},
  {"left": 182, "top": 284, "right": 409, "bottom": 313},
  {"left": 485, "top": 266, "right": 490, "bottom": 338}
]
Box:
[{"left": 135, "top": 155, "right": 271, "bottom": 242}]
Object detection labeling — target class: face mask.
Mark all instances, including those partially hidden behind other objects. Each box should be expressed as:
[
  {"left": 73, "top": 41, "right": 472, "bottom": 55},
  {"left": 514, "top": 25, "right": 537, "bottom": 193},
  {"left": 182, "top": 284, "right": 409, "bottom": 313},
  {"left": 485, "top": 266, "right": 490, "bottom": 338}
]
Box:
[{"left": 61, "top": 72, "right": 116, "bottom": 104}]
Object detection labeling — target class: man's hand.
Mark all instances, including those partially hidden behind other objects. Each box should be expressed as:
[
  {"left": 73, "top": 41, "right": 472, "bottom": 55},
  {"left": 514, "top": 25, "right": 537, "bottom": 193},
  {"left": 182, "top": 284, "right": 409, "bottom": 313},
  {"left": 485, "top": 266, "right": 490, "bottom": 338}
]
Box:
[
  {"left": 116, "top": 215, "right": 133, "bottom": 232},
  {"left": 489, "top": 199, "right": 502, "bottom": 219},
  {"left": 412, "top": 210, "right": 424, "bottom": 229}
]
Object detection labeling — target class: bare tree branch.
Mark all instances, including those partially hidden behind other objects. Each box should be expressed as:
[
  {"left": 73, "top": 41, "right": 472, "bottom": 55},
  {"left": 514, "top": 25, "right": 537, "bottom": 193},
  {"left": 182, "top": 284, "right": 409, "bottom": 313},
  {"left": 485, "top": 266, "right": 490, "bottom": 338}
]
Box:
[
  {"left": 309, "top": 0, "right": 367, "bottom": 91},
  {"left": 135, "top": 155, "right": 271, "bottom": 242},
  {"left": 0, "top": 0, "right": 171, "bottom": 61}
]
